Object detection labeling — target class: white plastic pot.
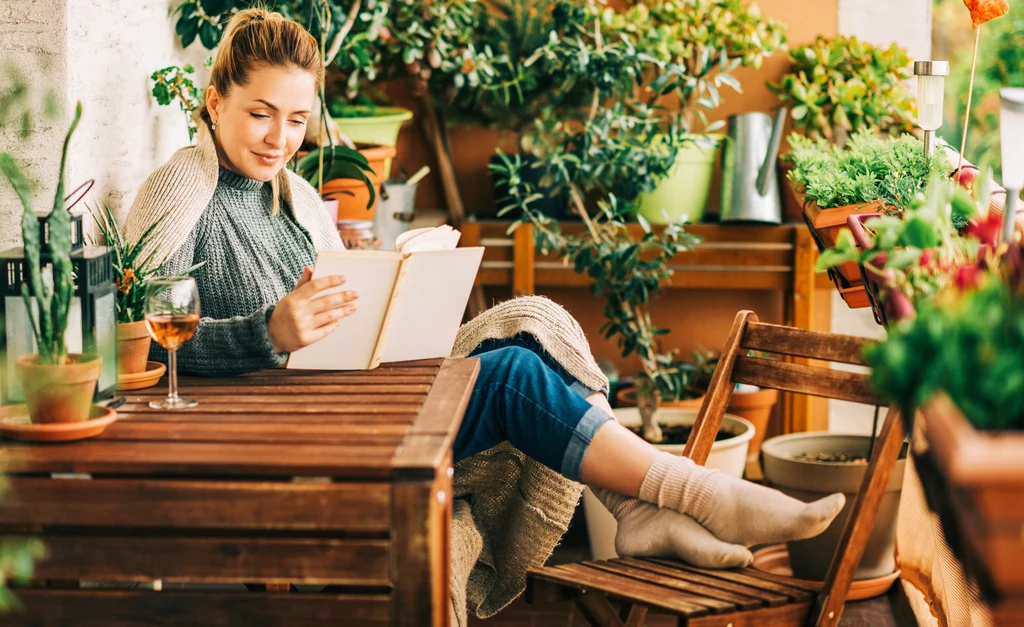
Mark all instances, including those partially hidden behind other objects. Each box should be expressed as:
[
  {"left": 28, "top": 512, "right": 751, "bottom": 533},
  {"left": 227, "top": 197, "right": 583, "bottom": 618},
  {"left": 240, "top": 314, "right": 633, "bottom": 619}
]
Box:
[{"left": 582, "top": 408, "right": 755, "bottom": 560}]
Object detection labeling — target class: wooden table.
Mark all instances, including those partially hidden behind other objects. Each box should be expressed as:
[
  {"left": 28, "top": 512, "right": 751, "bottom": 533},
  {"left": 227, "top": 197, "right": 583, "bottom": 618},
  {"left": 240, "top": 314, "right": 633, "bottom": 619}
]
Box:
[{"left": 0, "top": 358, "right": 479, "bottom": 627}]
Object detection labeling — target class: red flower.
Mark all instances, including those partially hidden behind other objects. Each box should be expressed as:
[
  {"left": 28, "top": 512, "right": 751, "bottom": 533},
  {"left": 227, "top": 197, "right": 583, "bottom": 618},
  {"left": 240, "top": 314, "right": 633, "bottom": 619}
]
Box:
[
  {"left": 955, "top": 264, "right": 981, "bottom": 290},
  {"left": 965, "top": 212, "right": 1002, "bottom": 249}
]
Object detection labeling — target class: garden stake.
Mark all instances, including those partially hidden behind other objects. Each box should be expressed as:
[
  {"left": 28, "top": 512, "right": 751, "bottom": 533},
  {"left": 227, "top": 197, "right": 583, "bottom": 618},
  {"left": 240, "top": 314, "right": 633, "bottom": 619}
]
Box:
[{"left": 957, "top": 24, "right": 983, "bottom": 176}]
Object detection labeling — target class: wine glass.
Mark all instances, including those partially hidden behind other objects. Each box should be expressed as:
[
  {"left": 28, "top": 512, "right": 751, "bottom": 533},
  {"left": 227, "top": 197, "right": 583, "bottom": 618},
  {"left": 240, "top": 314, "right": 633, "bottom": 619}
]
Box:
[{"left": 144, "top": 277, "right": 200, "bottom": 409}]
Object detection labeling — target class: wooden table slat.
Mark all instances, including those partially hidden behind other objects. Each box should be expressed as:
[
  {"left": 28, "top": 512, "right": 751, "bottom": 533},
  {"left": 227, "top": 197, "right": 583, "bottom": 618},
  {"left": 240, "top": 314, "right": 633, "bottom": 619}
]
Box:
[
  {"left": 1, "top": 441, "right": 400, "bottom": 477},
  {"left": 111, "top": 413, "right": 419, "bottom": 425},
  {"left": 124, "top": 394, "right": 428, "bottom": 405},
  {"left": 97, "top": 422, "right": 408, "bottom": 444},
  {"left": 175, "top": 375, "right": 437, "bottom": 386},
  {"left": 121, "top": 384, "right": 433, "bottom": 395},
  {"left": 9, "top": 589, "right": 391, "bottom": 627},
  {"left": 21, "top": 534, "right": 390, "bottom": 584},
  {"left": 1, "top": 478, "right": 391, "bottom": 531},
  {"left": 117, "top": 403, "right": 423, "bottom": 415}
]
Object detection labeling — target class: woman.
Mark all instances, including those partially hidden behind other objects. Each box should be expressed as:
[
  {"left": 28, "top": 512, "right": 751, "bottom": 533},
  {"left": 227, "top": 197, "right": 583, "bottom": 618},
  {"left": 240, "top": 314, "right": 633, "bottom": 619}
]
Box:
[{"left": 126, "top": 6, "right": 843, "bottom": 603}]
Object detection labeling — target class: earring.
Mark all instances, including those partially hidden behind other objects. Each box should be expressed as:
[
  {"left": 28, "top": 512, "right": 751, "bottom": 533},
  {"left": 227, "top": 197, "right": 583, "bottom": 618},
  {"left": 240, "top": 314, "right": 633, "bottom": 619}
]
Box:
[{"left": 211, "top": 120, "right": 217, "bottom": 132}]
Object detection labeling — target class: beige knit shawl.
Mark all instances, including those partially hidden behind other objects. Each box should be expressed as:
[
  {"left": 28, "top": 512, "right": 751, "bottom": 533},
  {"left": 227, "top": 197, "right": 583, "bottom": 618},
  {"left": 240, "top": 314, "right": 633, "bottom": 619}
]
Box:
[
  {"left": 123, "top": 136, "right": 600, "bottom": 624},
  {"left": 123, "top": 125, "right": 343, "bottom": 266}
]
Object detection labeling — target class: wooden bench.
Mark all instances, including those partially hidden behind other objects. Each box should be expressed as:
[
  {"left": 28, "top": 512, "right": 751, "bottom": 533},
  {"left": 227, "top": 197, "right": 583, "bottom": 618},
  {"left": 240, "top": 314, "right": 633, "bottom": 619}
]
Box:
[
  {"left": 1, "top": 358, "right": 478, "bottom": 627},
  {"left": 526, "top": 311, "right": 908, "bottom": 627}
]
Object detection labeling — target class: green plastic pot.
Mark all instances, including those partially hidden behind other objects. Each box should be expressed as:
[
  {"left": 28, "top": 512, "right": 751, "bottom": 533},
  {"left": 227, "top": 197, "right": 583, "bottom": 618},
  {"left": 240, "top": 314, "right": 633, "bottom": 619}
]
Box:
[
  {"left": 335, "top": 106, "right": 413, "bottom": 179},
  {"left": 636, "top": 134, "right": 722, "bottom": 225}
]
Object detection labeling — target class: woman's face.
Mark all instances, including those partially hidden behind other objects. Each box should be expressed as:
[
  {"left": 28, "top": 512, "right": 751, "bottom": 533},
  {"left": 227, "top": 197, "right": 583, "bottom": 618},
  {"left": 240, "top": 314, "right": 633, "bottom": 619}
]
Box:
[{"left": 206, "top": 65, "right": 315, "bottom": 182}]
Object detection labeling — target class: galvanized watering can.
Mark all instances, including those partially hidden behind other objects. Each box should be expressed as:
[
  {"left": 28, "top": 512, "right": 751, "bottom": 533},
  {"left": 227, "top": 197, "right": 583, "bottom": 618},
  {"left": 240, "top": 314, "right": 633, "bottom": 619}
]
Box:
[{"left": 720, "top": 108, "right": 788, "bottom": 224}]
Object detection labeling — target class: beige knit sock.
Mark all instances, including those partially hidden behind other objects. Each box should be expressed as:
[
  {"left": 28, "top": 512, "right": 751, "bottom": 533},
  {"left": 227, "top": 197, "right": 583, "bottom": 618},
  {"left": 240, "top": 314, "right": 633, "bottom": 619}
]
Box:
[
  {"left": 592, "top": 488, "right": 753, "bottom": 569},
  {"left": 638, "top": 452, "right": 846, "bottom": 547}
]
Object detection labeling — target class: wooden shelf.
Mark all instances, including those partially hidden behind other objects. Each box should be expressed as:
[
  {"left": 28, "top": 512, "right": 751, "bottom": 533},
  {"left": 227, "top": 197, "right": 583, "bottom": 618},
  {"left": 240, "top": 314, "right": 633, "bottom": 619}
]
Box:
[{"left": 460, "top": 220, "right": 833, "bottom": 434}]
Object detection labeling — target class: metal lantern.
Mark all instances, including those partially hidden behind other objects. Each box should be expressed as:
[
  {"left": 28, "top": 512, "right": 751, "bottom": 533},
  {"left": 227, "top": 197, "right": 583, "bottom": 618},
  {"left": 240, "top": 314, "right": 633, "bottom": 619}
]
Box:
[
  {"left": 0, "top": 210, "right": 118, "bottom": 404},
  {"left": 913, "top": 61, "right": 950, "bottom": 158},
  {"left": 1001, "top": 88, "right": 1024, "bottom": 243}
]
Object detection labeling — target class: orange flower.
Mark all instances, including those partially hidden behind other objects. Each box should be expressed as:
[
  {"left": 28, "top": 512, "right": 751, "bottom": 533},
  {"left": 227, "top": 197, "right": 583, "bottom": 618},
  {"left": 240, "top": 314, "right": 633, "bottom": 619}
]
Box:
[
  {"left": 117, "top": 268, "right": 136, "bottom": 295},
  {"left": 963, "top": 0, "right": 1009, "bottom": 26}
]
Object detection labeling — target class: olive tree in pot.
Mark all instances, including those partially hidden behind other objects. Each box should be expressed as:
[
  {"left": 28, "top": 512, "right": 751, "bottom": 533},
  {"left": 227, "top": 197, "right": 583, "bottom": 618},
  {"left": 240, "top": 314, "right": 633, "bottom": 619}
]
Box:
[
  {"left": 0, "top": 103, "right": 101, "bottom": 424},
  {"left": 491, "top": 12, "right": 757, "bottom": 557}
]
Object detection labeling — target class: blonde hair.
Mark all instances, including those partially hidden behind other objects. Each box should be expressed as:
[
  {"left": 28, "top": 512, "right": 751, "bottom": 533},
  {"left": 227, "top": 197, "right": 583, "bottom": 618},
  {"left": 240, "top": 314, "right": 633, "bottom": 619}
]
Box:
[{"left": 199, "top": 7, "right": 322, "bottom": 212}]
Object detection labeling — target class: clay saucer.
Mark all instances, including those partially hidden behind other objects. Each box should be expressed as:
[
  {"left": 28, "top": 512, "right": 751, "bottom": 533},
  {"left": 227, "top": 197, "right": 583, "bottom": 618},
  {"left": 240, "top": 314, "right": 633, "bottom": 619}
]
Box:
[
  {"left": 751, "top": 544, "right": 900, "bottom": 601},
  {"left": 0, "top": 405, "right": 118, "bottom": 442},
  {"left": 118, "top": 361, "right": 166, "bottom": 391}
]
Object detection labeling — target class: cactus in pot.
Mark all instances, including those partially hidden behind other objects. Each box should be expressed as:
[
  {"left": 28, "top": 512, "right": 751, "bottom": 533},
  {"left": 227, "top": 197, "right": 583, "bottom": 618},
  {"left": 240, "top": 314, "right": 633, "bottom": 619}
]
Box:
[{"left": 0, "top": 102, "right": 101, "bottom": 423}]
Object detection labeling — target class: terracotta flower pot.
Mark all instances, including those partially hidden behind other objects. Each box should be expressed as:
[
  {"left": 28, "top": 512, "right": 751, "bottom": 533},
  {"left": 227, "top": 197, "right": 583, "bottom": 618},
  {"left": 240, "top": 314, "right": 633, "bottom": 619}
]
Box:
[
  {"left": 15, "top": 353, "right": 102, "bottom": 424},
  {"left": 614, "top": 386, "right": 705, "bottom": 410},
  {"left": 117, "top": 320, "right": 152, "bottom": 375},
  {"left": 323, "top": 143, "right": 397, "bottom": 222},
  {"left": 801, "top": 192, "right": 889, "bottom": 286},
  {"left": 726, "top": 387, "right": 779, "bottom": 459}
]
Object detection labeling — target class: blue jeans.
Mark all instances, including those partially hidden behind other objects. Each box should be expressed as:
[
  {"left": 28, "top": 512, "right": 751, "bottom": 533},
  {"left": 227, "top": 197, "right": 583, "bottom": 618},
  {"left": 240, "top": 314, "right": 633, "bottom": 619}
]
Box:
[{"left": 453, "top": 334, "right": 612, "bottom": 481}]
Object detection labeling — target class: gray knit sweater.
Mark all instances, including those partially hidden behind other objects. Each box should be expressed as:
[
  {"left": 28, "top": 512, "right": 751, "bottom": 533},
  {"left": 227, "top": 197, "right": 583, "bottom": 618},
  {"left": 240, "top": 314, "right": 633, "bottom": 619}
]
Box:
[{"left": 151, "top": 167, "right": 317, "bottom": 376}]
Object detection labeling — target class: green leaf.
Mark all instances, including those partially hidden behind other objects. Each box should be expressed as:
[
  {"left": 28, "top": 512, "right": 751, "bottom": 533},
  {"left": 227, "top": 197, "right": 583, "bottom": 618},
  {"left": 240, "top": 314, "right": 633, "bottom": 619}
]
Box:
[
  {"left": 901, "top": 216, "right": 940, "bottom": 249},
  {"left": 199, "top": 0, "right": 231, "bottom": 14},
  {"left": 198, "top": 21, "right": 221, "bottom": 49}
]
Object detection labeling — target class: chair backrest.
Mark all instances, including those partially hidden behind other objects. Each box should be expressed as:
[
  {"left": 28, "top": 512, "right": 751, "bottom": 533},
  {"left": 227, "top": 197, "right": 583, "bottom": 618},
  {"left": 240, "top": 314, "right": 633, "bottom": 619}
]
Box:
[{"left": 684, "top": 310, "right": 882, "bottom": 465}]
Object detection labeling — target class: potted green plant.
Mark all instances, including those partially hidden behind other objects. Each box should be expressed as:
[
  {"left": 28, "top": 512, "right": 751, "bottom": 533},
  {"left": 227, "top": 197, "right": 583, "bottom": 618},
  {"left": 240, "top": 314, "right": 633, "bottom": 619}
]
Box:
[
  {"left": 0, "top": 102, "right": 101, "bottom": 423},
  {"left": 90, "top": 204, "right": 204, "bottom": 378},
  {"left": 786, "top": 130, "right": 949, "bottom": 305},
  {"left": 151, "top": 61, "right": 206, "bottom": 143},
  {"left": 815, "top": 173, "right": 985, "bottom": 324},
  {"left": 864, "top": 236, "right": 1024, "bottom": 599},
  {"left": 770, "top": 35, "right": 916, "bottom": 145},
  {"left": 616, "top": 0, "right": 786, "bottom": 224},
  {"left": 771, "top": 35, "right": 917, "bottom": 222}
]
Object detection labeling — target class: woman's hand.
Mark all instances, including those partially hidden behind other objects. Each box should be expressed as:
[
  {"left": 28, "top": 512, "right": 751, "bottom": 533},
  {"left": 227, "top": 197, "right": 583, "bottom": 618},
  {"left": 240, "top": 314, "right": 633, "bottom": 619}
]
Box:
[{"left": 268, "top": 266, "right": 358, "bottom": 353}]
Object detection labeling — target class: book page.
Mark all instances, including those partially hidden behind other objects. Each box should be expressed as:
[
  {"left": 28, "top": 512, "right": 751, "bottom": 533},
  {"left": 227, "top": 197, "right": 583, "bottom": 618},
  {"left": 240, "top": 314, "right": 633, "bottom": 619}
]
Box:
[
  {"left": 398, "top": 225, "right": 461, "bottom": 253},
  {"left": 394, "top": 227, "right": 436, "bottom": 252},
  {"left": 377, "top": 247, "right": 484, "bottom": 364},
  {"left": 287, "top": 250, "right": 401, "bottom": 370}
]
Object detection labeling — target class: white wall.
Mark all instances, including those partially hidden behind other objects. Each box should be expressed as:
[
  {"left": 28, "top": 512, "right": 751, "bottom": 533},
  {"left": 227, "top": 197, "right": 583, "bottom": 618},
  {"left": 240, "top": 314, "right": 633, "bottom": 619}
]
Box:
[
  {"left": 1, "top": 0, "right": 205, "bottom": 249},
  {"left": 0, "top": 0, "right": 70, "bottom": 249},
  {"left": 829, "top": 0, "right": 932, "bottom": 434}
]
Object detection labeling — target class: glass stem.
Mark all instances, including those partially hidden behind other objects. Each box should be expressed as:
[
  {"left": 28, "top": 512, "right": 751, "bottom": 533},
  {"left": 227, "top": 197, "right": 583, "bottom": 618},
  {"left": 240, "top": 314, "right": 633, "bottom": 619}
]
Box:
[{"left": 168, "top": 349, "right": 179, "bottom": 402}]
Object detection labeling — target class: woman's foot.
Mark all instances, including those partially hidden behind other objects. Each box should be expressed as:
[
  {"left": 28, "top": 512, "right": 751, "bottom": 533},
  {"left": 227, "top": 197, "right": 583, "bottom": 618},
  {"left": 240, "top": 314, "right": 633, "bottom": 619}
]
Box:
[
  {"left": 638, "top": 452, "right": 846, "bottom": 547},
  {"left": 592, "top": 489, "right": 752, "bottom": 569}
]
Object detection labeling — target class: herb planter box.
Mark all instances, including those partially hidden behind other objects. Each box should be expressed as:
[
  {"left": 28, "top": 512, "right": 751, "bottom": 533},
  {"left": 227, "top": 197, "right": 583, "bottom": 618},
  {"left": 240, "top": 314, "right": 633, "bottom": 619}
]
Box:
[
  {"left": 919, "top": 393, "right": 1024, "bottom": 599},
  {"left": 800, "top": 190, "right": 889, "bottom": 286}
]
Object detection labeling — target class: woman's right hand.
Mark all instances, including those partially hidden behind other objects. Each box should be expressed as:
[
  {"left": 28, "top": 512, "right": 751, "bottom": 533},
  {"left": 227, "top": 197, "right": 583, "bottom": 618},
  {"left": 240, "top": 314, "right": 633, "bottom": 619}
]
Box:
[{"left": 268, "top": 266, "right": 358, "bottom": 353}]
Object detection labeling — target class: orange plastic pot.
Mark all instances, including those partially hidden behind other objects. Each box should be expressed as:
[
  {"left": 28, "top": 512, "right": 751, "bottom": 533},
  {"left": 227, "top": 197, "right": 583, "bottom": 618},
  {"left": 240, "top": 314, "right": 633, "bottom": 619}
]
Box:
[{"left": 322, "top": 143, "right": 396, "bottom": 222}]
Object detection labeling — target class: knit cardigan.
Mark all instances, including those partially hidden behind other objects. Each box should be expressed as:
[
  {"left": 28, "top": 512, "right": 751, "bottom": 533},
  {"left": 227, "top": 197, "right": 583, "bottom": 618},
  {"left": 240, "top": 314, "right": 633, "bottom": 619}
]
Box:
[{"left": 123, "top": 130, "right": 600, "bottom": 624}]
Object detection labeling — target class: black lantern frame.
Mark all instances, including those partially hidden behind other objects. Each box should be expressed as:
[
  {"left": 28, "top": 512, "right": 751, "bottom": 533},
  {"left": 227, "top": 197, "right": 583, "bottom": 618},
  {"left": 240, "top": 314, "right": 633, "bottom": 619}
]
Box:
[{"left": 0, "top": 212, "right": 118, "bottom": 404}]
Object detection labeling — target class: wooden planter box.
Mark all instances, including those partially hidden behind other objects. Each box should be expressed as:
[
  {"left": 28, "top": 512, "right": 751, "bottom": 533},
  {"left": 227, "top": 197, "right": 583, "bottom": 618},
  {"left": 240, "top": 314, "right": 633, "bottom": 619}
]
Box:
[
  {"left": 801, "top": 192, "right": 888, "bottom": 286},
  {"left": 787, "top": 182, "right": 875, "bottom": 311},
  {"left": 919, "top": 393, "right": 1024, "bottom": 601}
]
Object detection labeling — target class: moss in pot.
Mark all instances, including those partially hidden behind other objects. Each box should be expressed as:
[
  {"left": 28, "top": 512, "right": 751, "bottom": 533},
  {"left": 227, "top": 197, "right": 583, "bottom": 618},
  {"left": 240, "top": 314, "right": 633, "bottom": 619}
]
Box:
[{"left": 761, "top": 432, "right": 907, "bottom": 581}]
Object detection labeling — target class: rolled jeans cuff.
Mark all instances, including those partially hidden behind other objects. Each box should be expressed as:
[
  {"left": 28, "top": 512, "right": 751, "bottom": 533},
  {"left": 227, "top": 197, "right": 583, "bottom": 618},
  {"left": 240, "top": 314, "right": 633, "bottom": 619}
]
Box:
[{"left": 560, "top": 405, "right": 613, "bottom": 482}]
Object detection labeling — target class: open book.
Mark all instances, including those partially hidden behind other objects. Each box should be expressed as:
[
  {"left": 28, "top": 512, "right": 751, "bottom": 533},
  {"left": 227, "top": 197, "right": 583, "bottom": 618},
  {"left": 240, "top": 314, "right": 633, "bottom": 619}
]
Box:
[{"left": 287, "top": 225, "right": 484, "bottom": 370}]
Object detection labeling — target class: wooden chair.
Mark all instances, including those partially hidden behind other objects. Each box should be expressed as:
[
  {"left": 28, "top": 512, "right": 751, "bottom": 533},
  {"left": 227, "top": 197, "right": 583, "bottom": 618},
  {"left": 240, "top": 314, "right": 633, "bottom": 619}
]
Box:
[{"left": 526, "top": 310, "right": 908, "bottom": 627}]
